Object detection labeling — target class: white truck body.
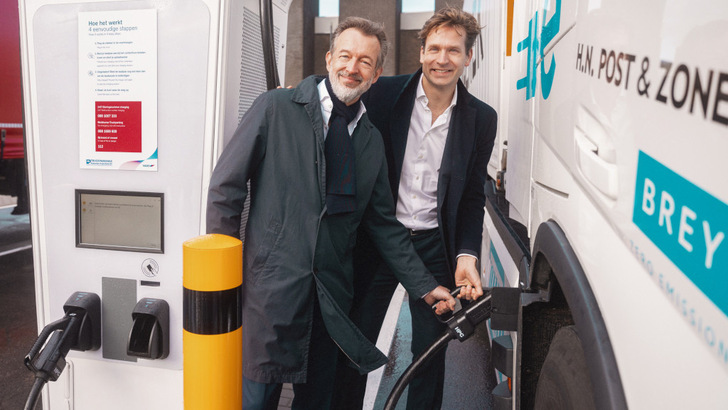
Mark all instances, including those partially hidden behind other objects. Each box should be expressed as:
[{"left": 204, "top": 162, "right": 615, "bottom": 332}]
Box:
[{"left": 464, "top": 0, "right": 728, "bottom": 408}]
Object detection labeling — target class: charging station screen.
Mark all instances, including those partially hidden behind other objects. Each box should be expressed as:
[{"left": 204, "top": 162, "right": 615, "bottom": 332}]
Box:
[{"left": 76, "top": 190, "right": 163, "bottom": 253}]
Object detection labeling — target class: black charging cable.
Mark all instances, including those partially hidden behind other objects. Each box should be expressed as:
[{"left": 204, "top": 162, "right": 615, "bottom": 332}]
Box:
[{"left": 383, "top": 289, "right": 494, "bottom": 410}]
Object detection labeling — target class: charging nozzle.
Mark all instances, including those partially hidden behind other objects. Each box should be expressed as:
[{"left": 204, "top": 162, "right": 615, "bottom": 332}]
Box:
[
  {"left": 386, "top": 286, "right": 522, "bottom": 410},
  {"left": 23, "top": 292, "right": 101, "bottom": 410},
  {"left": 433, "top": 286, "right": 521, "bottom": 341}
]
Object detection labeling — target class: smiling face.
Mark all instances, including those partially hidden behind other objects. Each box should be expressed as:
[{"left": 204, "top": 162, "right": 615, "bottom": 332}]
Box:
[
  {"left": 419, "top": 24, "right": 473, "bottom": 93},
  {"left": 325, "top": 28, "right": 383, "bottom": 105}
]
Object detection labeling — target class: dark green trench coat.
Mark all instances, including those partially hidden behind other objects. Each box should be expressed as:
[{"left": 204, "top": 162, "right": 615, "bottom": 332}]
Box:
[{"left": 206, "top": 76, "right": 438, "bottom": 384}]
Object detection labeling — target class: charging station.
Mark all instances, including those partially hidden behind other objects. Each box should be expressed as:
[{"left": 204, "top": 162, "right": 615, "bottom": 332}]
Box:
[{"left": 18, "top": 0, "right": 290, "bottom": 408}]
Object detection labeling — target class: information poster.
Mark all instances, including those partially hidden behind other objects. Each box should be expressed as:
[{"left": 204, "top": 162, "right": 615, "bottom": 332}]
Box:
[{"left": 78, "top": 9, "right": 157, "bottom": 171}]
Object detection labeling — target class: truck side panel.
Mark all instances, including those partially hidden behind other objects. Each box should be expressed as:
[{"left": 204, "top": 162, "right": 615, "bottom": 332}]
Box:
[{"left": 468, "top": 0, "right": 728, "bottom": 408}]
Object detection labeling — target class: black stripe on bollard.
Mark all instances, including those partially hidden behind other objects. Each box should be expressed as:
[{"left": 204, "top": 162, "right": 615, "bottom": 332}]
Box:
[{"left": 183, "top": 286, "right": 242, "bottom": 335}]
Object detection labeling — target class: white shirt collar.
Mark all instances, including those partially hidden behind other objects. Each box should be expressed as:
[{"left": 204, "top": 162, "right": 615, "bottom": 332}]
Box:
[
  {"left": 415, "top": 73, "right": 458, "bottom": 114},
  {"left": 317, "top": 79, "right": 367, "bottom": 137}
]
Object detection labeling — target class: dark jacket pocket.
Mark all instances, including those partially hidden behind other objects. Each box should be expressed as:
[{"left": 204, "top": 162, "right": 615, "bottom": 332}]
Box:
[{"left": 248, "top": 219, "right": 282, "bottom": 285}]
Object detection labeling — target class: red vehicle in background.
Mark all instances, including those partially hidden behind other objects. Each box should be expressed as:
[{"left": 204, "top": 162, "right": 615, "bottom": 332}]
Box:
[{"left": 0, "top": 0, "right": 28, "bottom": 214}]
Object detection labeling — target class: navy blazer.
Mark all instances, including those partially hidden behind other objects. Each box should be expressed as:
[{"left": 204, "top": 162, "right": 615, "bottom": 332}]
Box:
[{"left": 361, "top": 69, "right": 497, "bottom": 274}]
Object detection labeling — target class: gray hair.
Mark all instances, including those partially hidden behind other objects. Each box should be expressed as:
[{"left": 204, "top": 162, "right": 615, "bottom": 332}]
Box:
[{"left": 330, "top": 17, "right": 389, "bottom": 70}]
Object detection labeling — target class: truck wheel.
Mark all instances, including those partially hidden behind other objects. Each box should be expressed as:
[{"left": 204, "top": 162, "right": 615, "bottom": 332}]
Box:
[{"left": 534, "top": 326, "right": 596, "bottom": 410}]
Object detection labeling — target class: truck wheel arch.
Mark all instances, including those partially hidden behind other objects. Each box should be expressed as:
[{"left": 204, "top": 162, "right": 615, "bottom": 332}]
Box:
[{"left": 528, "top": 220, "right": 628, "bottom": 410}]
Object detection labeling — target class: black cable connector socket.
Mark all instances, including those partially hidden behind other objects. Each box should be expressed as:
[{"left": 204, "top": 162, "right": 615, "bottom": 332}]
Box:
[
  {"left": 25, "top": 292, "right": 101, "bottom": 377},
  {"left": 63, "top": 291, "right": 102, "bottom": 351},
  {"left": 490, "top": 287, "right": 521, "bottom": 331},
  {"left": 127, "top": 298, "right": 169, "bottom": 360}
]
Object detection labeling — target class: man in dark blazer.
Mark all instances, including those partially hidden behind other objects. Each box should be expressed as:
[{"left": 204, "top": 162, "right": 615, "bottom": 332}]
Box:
[
  {"left": 333, "top": 7, "right": 497, "bottom": 409},
  {"left": 206, "top": 17, "right": 456, "bottom": 410}
]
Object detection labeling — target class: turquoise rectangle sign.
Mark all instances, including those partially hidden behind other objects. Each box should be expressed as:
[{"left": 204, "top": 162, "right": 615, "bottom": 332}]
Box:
[
  {"left": 633, "top": 151, "right": 727, "bottom": 316},
  {"left": 487, "top": 239, "right": 506, "bottom": 288}
]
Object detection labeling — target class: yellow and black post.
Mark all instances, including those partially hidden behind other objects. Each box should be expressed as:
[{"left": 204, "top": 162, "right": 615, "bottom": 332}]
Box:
[{"left": 183, "top": 234, "right": 243, "bottom": 409}]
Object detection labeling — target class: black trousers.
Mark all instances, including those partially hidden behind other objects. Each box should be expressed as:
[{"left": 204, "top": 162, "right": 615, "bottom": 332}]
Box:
[
  {"left": 243, "top": 298, "right": 339, "bottom": 410},
  {"left": 332, "top": 228, "right": 451, "bottom": 410}
]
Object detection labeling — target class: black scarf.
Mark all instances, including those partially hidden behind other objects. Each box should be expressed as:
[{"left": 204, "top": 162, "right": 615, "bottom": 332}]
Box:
[{"left": 324, "top": 78, "right": 359, "bottom": 215}]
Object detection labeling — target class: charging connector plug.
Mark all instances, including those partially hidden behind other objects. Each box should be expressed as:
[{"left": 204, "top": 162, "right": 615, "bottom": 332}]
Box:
[{"left": 23, "top": 292, "right": 101, "bottom": 410}]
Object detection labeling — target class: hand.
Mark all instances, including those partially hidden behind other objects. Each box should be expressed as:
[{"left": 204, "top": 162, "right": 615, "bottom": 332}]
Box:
[
  {"left": 455, "top": 255, "right": 484, "bottom": 301},
  {"left": 424, "top": 285, "right": 456, "bottom": 315}
]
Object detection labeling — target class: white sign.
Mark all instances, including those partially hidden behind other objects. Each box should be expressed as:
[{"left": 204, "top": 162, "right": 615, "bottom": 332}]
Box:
[{"left": 78, "top": 9, "right": 157, "bottom": 171}]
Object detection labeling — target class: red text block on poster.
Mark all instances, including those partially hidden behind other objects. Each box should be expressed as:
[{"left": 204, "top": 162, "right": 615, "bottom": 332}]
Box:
[{"left": 95, "top": 101, "right": 142, "bottom": 152}]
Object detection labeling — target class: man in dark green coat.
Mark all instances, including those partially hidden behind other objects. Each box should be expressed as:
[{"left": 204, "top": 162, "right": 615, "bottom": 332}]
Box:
[{"left": 206, "top": 17, "right": 455, "bottom": 409}]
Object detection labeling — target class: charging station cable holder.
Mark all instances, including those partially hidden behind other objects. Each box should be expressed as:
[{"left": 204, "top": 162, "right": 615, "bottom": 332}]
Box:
[
  {"left": 127, "top": 298, "right": 170, "bottom": 360},
  {"left": 63, "top": 291, "right": 102, "bottom": 350}
]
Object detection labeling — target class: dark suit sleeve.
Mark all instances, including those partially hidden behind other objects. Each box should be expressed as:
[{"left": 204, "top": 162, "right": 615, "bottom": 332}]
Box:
[
  {"left": 360, "top": 146, "right": 439, "bottom": 299},
  {"left": 456, "top": 105, "right": 497, "bottom": 257},
  {"left": 205, "top": 93, "right": 269, "bottom": 238},
  {"left": 360, "top": 75, "right": 409, "bottom": 134}
]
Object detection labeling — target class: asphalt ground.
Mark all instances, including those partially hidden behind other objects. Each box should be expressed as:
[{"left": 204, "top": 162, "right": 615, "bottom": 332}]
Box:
[
  {"left": 0, "top": 203, "right": 31, "bottom": 257},
  {"left": 0, "top": 249, "right": 37, "bottom": 409}
]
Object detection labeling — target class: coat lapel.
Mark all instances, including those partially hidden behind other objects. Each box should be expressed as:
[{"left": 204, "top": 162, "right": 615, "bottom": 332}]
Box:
[
  {"left": 294, "top": 76, "right": 328, "bottom": 207},
  {"left": 438, "top": 81, "right": 476, "bottom": 217},
  {"left": 390, "top": 72, "right": 420, "bottom": 197}
]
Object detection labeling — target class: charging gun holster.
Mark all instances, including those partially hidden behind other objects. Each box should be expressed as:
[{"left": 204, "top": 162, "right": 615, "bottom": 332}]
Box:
[{"left": 24, "top": 292, "right": 101, "bottom": 382}]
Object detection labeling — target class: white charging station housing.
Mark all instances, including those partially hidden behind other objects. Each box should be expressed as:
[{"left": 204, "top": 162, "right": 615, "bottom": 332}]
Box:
[{"left": 18, "top": 0, "right": 290, "bottom": 407}]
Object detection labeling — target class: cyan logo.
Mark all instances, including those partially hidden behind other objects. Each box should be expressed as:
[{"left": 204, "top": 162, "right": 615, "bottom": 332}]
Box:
[
  {"left": 516, "top": 0, "right": 561, "bottom": 100},
  {"left": 633, "top": 151, "right": 727, "bottom": 315}
]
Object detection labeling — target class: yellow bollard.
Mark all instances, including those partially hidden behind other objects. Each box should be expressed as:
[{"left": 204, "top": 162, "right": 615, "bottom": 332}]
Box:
[{"left": 183, "top": 234, "right": 243, "bottom": 409}]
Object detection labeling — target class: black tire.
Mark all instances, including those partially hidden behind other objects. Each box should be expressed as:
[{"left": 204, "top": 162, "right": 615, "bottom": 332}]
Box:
[{"left": 534, "top": 326, "right": 596, "bottom": 410}]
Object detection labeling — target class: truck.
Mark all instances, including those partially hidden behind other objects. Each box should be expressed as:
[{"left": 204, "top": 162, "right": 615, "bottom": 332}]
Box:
[
  {"left": 0, "top": 0, "right": 27, "bottom": 211},
  {"left": 462, "top": 0, "right": 728, "bottom": 408}
]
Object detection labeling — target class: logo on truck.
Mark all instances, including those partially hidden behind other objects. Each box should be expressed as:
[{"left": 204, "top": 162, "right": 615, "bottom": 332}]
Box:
[
  {"left": 575, "top": 44, "right": 728, "bottom": 128},
  {"left": 633, "top": 151, "right": 727, "bottom": 315},
  {"left": 633, "top": 151, "right": 728, "bottom": 367},
  {"left": 516, "top": 0, "right": 561, "bottom": 100}
]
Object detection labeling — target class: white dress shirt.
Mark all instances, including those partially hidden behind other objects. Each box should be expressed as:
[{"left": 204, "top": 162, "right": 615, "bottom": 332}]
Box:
[{"left": 396, "top": 75, "right": 457, "bottom": 231}]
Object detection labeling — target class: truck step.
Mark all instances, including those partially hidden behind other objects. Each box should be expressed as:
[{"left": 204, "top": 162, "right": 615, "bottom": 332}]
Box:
[{"left": 492, "top": 335, "right": 513, "bottom": 377}]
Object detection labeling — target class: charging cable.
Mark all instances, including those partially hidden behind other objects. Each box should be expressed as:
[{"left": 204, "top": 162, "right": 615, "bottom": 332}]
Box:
[{"left": 384, "top": 289, "right": 494, "bottom": 410}]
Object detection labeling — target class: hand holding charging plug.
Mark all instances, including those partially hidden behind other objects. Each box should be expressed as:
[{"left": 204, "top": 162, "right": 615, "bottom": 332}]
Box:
[
  {"left": 454, "top": 254, "right": 484, "bottom": 301},
  {"left": 387, "top": 288, "right": 499, "bottom": 410},
  {"left": 386, "top": 286, "right": 521, "bottom": 409},
  {"left": 423, "top": 285, "right": 457, "bottom": 315}
]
